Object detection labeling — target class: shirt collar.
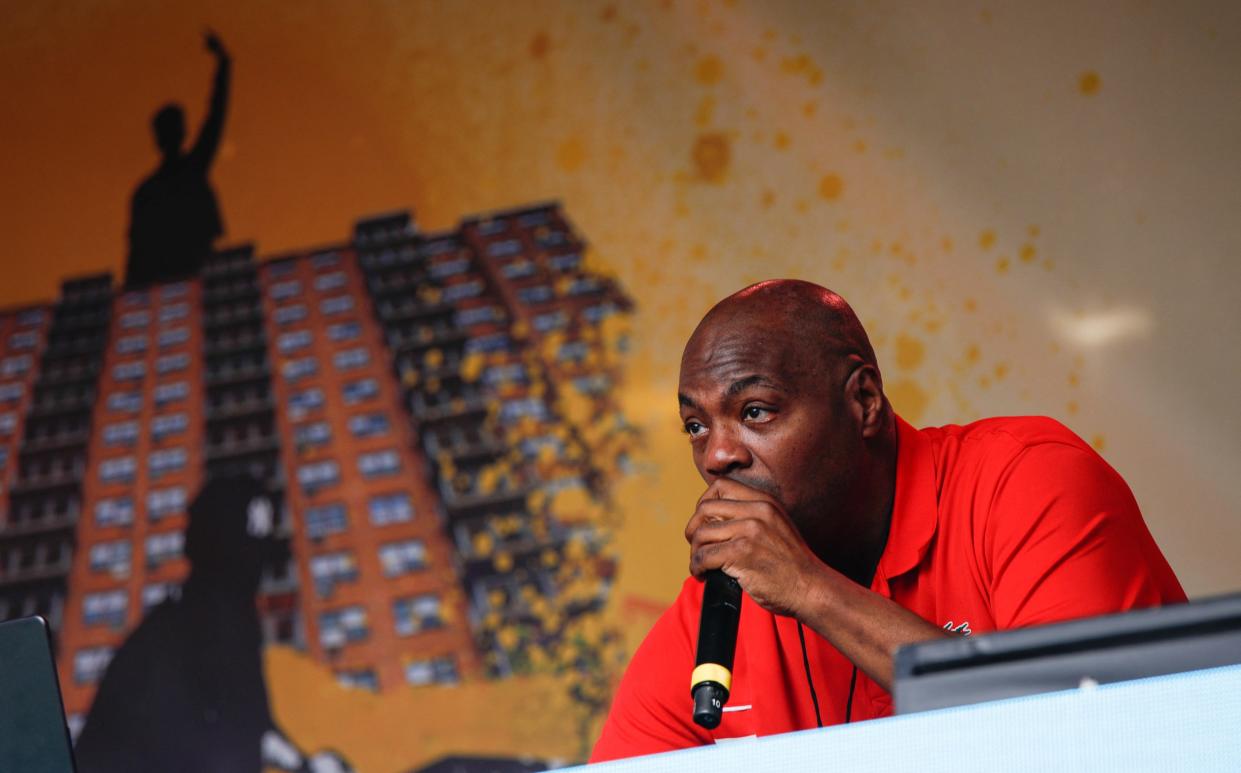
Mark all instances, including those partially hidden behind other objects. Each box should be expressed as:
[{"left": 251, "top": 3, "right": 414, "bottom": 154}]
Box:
[{"left": 874, "top": 414, "right": 939, "bottom": 589}]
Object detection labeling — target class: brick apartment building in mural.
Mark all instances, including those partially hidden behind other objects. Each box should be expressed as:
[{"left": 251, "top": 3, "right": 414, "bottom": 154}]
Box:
[{"left": 0, "top": 202, "right": 633, "bottom": 731}]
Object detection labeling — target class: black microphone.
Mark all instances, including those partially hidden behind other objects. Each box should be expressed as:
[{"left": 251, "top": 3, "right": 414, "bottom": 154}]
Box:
[{"left": 691, "top": 569, "right": 743, "bottom": 729}]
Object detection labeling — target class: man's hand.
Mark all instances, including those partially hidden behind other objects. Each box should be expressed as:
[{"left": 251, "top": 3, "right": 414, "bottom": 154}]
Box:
[
  {"left": 205, "top": 28, "right": 228, "bottom": 59},
  {"left": 687, "top": 478, "right": 949, "bottom": 691},
  {"left": 685, "top": 477, "right": 828, "bottom": 621}
]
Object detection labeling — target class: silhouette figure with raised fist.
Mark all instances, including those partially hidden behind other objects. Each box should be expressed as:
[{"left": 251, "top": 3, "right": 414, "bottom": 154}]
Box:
[{"left": 125, "top": 29, "right": 230, "bottom": 289}]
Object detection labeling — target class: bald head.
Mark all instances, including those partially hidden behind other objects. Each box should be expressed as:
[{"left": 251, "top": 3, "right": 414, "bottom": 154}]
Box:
[{"left": 684, "top": 279, "right": 881, "bottom": 391}]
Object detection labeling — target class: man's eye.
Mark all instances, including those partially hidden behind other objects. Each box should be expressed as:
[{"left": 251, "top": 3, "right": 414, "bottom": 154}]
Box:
[
  {"left": 683, "top": 421, "right": 705, "bottom": 437},
  {"left": 744, "top": 404, "right": 774, "bottom": 424}
]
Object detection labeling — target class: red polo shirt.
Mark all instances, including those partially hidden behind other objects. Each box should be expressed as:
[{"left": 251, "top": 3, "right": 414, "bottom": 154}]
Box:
[{"left": 591, "top": 415, "right": 1185, "bottom": 762}]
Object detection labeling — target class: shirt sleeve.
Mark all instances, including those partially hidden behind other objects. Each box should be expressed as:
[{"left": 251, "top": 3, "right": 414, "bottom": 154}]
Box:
[
  {"left": 983, "top": 440, "right": 1186, "bottom": 630},
  {"left": 590, "top": 579, "right": 713, "bottom": 763}
]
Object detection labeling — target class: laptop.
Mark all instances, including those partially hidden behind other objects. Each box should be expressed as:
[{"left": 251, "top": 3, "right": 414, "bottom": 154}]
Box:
[
  {"left": 893, "top": 593, "right": 1241, "bottom": 714},
  {"left": 0, "top": 616, "right": 78, "bottom": 772}
]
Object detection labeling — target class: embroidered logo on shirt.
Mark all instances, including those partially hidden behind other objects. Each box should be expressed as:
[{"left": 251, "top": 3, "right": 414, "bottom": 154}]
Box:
[{"left": 942, "top": 620, "right": 973, "bottom": 636}]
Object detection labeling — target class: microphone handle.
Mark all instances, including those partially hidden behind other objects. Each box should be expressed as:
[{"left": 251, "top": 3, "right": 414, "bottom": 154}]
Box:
[{"left": 691, "top": 570, "right": 742, "bottom": 729}]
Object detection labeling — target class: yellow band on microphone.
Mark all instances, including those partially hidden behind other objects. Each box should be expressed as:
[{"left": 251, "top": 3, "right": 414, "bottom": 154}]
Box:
[{"left": 691, "top": 663, "right": 732, "bottom": 692}]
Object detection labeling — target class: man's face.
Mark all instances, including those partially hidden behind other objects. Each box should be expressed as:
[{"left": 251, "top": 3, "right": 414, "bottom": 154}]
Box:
[{"left": 677, "top": 315, "right": 858, "bottom": 539}]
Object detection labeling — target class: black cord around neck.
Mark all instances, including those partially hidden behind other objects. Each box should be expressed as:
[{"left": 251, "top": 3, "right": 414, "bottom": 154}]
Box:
[
  {"left": 797, "top": 621, "right": 859, "bottom": 727},
  {"left": 796, "top": 621, "right": 823, "bottom": 728},
  {"left": 844, "top": 662, "right": 858, "bottom": 724}
]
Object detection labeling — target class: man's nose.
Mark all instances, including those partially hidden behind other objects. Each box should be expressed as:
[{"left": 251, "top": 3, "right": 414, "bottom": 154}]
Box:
[{"left": 703, "top": 424, "right": 753, "bottom": 478}]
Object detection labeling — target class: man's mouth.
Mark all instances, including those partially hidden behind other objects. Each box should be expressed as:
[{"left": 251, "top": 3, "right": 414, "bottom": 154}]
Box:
[{"left": 724, "top": 472, "right": 781, "bottom": 500}]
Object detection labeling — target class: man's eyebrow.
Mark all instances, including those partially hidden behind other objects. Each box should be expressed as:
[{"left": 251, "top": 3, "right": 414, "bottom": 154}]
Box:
[
  {"left": 726, "top": 375, "right": 784, "bottom": 397},
  {"left": 677, "top": 392, "right": 699, "bottom": 410}
]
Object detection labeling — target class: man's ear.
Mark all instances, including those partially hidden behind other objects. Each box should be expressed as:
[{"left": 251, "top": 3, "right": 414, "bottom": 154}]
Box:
[{"left": 845, "top": 363, "right": 888, "bottom": 439}]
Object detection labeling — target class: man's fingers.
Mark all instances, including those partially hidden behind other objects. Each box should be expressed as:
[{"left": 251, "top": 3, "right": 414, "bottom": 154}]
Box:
[
  {"left": 696, "top": 479, "right": 725, "bottom": 507},
  {"left": 689, "top": 539, "right": 745, "bottom": 577},
  {"left": 684, "top": 499, "right": 768, "bottom": 541},
  {"left": 712, "top": 475, "right": 779, "bottom": 503},
  {"left": 688, "top": 516, "right": 752, "bottom": 548}
]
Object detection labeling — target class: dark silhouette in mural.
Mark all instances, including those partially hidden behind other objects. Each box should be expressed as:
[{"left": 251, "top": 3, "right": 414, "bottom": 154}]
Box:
[
  {"left": 413, "top": 756, "right": 549, "bottom": 773},
  {"left": 72, "top": 476, "right": 353, "bottom": 773},
  {"left": 124, "top": 29, "right": 230, "bottom": 289}
]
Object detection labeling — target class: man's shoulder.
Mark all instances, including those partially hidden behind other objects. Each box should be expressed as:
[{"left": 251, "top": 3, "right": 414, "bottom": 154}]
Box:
[
  {"left": 914, "top": 415, "right": 1118, "bottom": 528},
  {"left": 131, "top": 170, "right": 163, "bottom": 201},
  {"left": 921, "top": 415, "right": 1093, "bottom": 464}
]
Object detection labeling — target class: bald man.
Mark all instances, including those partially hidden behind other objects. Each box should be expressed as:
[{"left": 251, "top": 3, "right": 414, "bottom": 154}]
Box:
[{"left": 590, "top": 280, "right": 1184, "bottom": 761}]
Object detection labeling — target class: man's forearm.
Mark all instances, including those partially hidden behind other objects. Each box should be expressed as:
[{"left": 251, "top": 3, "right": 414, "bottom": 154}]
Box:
[{"left": 800, "top": 563, "right": 948, "bottom": 692}]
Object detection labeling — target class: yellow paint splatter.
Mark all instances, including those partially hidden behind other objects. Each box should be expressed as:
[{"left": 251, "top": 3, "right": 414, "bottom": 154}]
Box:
[
  {"left": 696, "top": 55, "right": 724, "bottom": 86},
  {"left": 963, "top": 298, "right": 977, "bottom": 313},
  {"left": 1068, "top": 372, "right": 1080, "bottom": 387},
  {"left": 1091, "top": 434, "right": 1106, "bottom": 451},
  {"left": 555, "top": 137, "right": 586, "bottom": 172},
  {"left": 694, "top": 95, "right": 716, "bottom": 127},
  {"left": 995, "top": 257, "right": 1010, "bottom": 274},
  {"left": 691, "top": 133, "right": 731, "bottom": 183},
  {"left": 853, "top": 139, "right": 868, "bottom": 154},
  {"left": 818, "top": 173, "right": 844, "bottom": 201},
  {"left": 1019, "top": 243, "right": 1037, "bottom": 263},
  {"left": 941, "top": 236, "right": 954, "bottom": 253},
  {"left": 751, "top": 47, "right": 767, "bottom": 62},
  {"left": 887, "top": 379, "right": 930, "bottom": 423},
  {"left": 1027, "top": 224, "right": 1041, "bottom": 238},
  {"left": 802, "top": 101, "right": 817, "bottom": 117},
  {"left": 1067, "top": 401, "right": 1079, "bottom": 415},
  {"left": 1078, "top": 70, "right": 1101, "bottom": 96},
  {"left": 894, "top": 334, "right": 925, "bottom": 371},
  {"left": 760, "top": 189, "right": 776, "bottom": 208},
  {"left": 780, "top": 54, "right": 824, "bottom": 85},
  {"left": 774, "top": 131, "right": 791, "bottom": 150},
  {"left": 994, "top": 362, "right": 1009, "bottom": 380},
  {"left": 979, "top": 229, "right": 997, "bottom": 250},
  {"left": 529, "top": 31, "right": 552, "bottom": 59},
  {"left": 830, "top": 248, "right": 849, "bottom": 271},
  {"left": 965, "top": 344, "right": 981, "bottom": 365}
]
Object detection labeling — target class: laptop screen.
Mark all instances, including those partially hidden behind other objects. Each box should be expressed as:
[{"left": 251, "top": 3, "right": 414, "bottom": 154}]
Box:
[{"left": 0, "top": 616, "right": 77, "bottom": 773}]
